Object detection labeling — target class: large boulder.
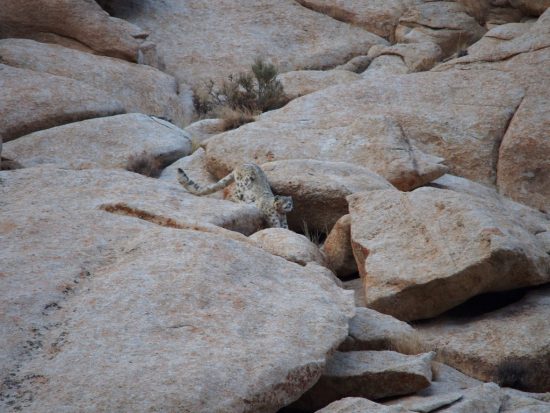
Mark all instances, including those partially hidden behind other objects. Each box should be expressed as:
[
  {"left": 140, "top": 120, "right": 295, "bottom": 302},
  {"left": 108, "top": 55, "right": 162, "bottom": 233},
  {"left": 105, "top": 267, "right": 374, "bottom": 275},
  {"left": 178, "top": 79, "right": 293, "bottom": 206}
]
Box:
[
  {"left": 3, "top": 114, "right": 192, "bottom": 170},
  {"left": 339, "top": 307, "right": 423, "bottom": 354},
  {"left": 0, "top": 39, "right": 190, "bottom": 127},
  {"left": 278, "top": 69, "right": 360, "bottom": 99},
  {"left": 206, "top": 68, "right": 523, "bottom": 188},
  {"left": 367, "top": 42, "right": 443, "bottom": 72},
  {"left": 103, "top": 0, "right": 388, "bottom": 86},
  {"left": 292, "top": 351, "right": 434, "bottom": 411},
  {"left": 261, "top": 159, "right": 393, "bottom": 232},
  {"left": 348, "top": 186, "right": 550, "bottom": 320},
  {"left": 415, "top": 286, "right": 550, "bottom": 392},
  {"left": 322, "top": 214, "right": 358, "bottom": 278},
  {"left": 206, "top": 113, "right": 447, "bottom": 192},
  {"left": 0, "top": 167, "right": 354, "bottom": 412},
  {"left": 0, "top": 0, "right": 150, "bottom": 62},
  {"left": 0, "top": 64, "right": 124, "bottom": 142},
  {"left": 294, "top": 0, "right": 415, "bottom": 39},
  {"left": 509, "top": 0, "right": 550, "bottom": 16},
  {"left": 396, "top": 2, "right": 486, "bottom": 56},
  {"left": 249, "top": 228, "right": 328, "bottom": 267},
  {"left": 317, "top": 398, "right": 411, "bottom": 413}
]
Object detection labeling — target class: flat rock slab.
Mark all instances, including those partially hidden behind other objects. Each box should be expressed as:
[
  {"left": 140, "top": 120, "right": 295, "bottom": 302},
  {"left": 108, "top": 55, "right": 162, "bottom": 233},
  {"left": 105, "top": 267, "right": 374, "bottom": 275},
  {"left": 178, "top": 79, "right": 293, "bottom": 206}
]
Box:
[
  {"left": 348, "top": 187, "right": 550, "bottom": 320},
  {"left": 206, "top": 68, "right": 523, "bottom": 189},
  {"left": 278, "top": 70, "right": 360, "bottom": 99},
  {"left": 105, "top": 0, "right": 387, "bottom": 85},
  {"left": 317, "top": 397, "right": 412, "bottom": 413},
  {"left": 339, "top": 307, "right": 422, "bottom": 354},
  {"left": 207, "top": 113, "right": 447, "bottom": 192},
  {"left": 0, "top": 167, "right": 354, "bottom": 412},
  {"left": 295, "top": 0, "right": 415, "bottom": 39},
  {"left": 262, "top": 159, "right": 393, "bottom": 232},
  {"left": 249, "top": 228, "right": 327, "bottom": 267},
  {"left": 0, "top": 64, "right": 124, "bottom": 142},
  {"left": 0, "top": 39, "right": 189, "bottom": 127},
  {"left": 292, "top": 351, "right": 434, "bottom": 411},
  {"left": 3, "top": 114, "right": 192, "bottom": 170},
  {"left": 415, "top": 286, "right": 550, "bottom": 393},
  {"left": 396, "top": 2, "right": 486, "bottom": 57},
  {"left": 0, "top": 0, "right": 148, "bottom": 62}
]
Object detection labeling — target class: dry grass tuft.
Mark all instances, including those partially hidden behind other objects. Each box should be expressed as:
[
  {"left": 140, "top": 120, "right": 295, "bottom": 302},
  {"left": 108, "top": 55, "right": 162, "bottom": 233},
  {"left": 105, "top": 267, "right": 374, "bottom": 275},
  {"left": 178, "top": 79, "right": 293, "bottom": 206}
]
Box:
[{"left": 126, "top": 151, "right": 164, "bottom": 178}]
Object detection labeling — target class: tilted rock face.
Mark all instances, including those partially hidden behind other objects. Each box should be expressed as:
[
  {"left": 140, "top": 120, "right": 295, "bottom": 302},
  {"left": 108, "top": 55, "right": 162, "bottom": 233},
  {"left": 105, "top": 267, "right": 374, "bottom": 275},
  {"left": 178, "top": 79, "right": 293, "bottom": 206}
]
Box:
[
  {"left": 206, "top": 113, "right": 447, "bottom": 192},
  {"left": 348, "top": 187, "right": 550, "bottom": 320},
  {"left": 0, "top": 64, "right": 124, "bottom": 142},
  {"left": 0, "top": 167, "right": 354, "bottom": 412},
  {"left": 278, "top": 70, "right": 360, "bottom": 99},
  {"left": 509, "top": 0, "right": 550, "bottom": 16},
  {"left": 103, "top": 0, "right": 388, "bottom": 85},
  {"left": 207, "top": 68, "right": 523, "bottom": 188},
  {"left": 434, "top": 12, "right": 549, "bottom": 211},
  {"left": 294, "top": 0, "right": 415, "bottom": 39},
  {"left": 396, "top": 2, "right": 486, "bottom": 56},
  {"left": 322, "top": 214, "right": 358, "bottom": 278},
  {"left": 361, "top": 54, "right": 409, "bottom": 77},
  {"left": 367, "top": 42, "right": 443, "bottom": 72},
  {"left": 339, "top": 307, "right": 423, "bottom": 354},
  {"left": 0, "top": 39, "right": 190, "bottom": 127},
  {"left": 0, "top": 0, "right": 149, "bottom": 62},
  {"left": 3, "top": 114, "right": 191, "bottom": 170},
  {"left": 292, "top": 351, "right": 434, "bottom": 411},
  {"left": 415, "top": 286, "right": 550, "bottom": 393},
  {"left": 317, "top": 397, "right": 411, "bottom": 413},
  {"left": 261, "top": 159, "right": 394, "bottom": 232},
  {"left": 497, "top": 93, "right": 549, "bottom": 212},
  {"left": 249, "top": 228, "right": 327, "bottom": 267},
  {"left": 437, "top": 383, "right": 504, "bottom": 413}
]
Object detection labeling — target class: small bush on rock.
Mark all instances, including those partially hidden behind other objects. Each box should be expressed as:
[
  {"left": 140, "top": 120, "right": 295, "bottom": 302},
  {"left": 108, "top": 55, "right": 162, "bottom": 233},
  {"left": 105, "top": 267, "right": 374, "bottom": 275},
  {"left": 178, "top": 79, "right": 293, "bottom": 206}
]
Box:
[{"left": 192, "top": 58, "right": 289, "bottom": 130}]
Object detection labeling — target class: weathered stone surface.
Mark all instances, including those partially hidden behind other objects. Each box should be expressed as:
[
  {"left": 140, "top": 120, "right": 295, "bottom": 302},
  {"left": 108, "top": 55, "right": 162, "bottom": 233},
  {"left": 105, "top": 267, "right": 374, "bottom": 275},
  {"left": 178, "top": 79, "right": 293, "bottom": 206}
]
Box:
[
  {"left": 348, "top": 187, "right": 550, "bottom": 321},
  {"left": 261, "top": 159, "right": 393, "bottom": 232},
  {"left": 207, "top": 68, "right": 522, "bottom": 188},
  {"left": 435, "top": 9, "right": 549, "bottom": 70},
  {"left": 438, "top": 383, "right": 504, "bottom": 413},
  {"left": 342, "top": 278, "right": 366, "bottom": 307},
  {"left": 361, "top": 54, "right": 409, "bottom": 77},
  {"left": 385, "top": 362, "right": 483, "bottom": 411},
  {"left": 249, "top": 228, "right": 327, "bottom": 267},
  {"left": 293, "top": 351, "right": 434, "bottom": 411},
  {"left": 0, "top": 167, "right": 355, "bottom": 412},
  {"left": 322, "top": 215, "right": 357, "bottom": 278},
  {"left": 339, "top": 307, "right": 423, "bottom": 354},
  {"left": 184, "top": 118, "right": 225, "bottom": 146},
  {"left": 278, "top": 70, "right": 360, "bottom": 99},
  {"left": 497, "top": 94, "right": 549, "bottom": 213},
  {"left": 367, "top": 42, "right": 443, "bottom": 72},
  {"left": 206, "top": 112, "right": 447, "bottom": 192},
  {"left": 317, "top": 398, "right": 411, "bottom": 413},
  {"left": 396, "top": 2, "right": 486, "bottom": 56},
  {"left": 500, "top": 388, "right": 550, "bottom": 412},
  {"left": 0, "top": 0, "right": 149, "bottom": 62},
  {"left": 3, "top": 114, "right": 191, "bottom": 170},
  {"left": 105, "top": 0, "right": 387, "bottom": 86},
  {"left": 0, "top": 64, "right": 124, "bottom": 142},
  {"left": 485, "top": 7, "right": 525, "bottom": 28},
  {"left": 415, "top": 286, "right": 550, "bottom": 392},
  {"left": 160, "top": 148, "right": 224, "bottom": 199},
  {"left": 295, "top": 0, "right": 415, "bottom": 39},
  {"left": 0, "top": 39, "right": 190, "bottom": 127},
  {"left": 334, "top": 55, "right": 372, "bottom": 73},
  {"left": 509, "top": 0, "right": 550, "bottom": 16}
]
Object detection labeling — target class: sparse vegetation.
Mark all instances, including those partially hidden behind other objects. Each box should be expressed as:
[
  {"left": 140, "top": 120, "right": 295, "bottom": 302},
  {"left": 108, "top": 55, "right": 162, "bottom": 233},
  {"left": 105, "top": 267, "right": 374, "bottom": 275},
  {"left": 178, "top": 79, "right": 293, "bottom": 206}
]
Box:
[
  {"left": 192, "top": 58, "right": 289, "bottom": 131},
  {"left": 126, "top": 151, "right": 164, "bottom": 178}
]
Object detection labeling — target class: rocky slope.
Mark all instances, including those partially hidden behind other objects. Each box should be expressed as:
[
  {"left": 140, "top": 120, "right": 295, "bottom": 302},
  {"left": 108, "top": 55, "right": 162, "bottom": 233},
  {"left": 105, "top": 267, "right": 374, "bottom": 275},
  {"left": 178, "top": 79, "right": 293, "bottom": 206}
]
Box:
[{"left": 1, "top": 1, "right": 549, "bottom": 412}]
